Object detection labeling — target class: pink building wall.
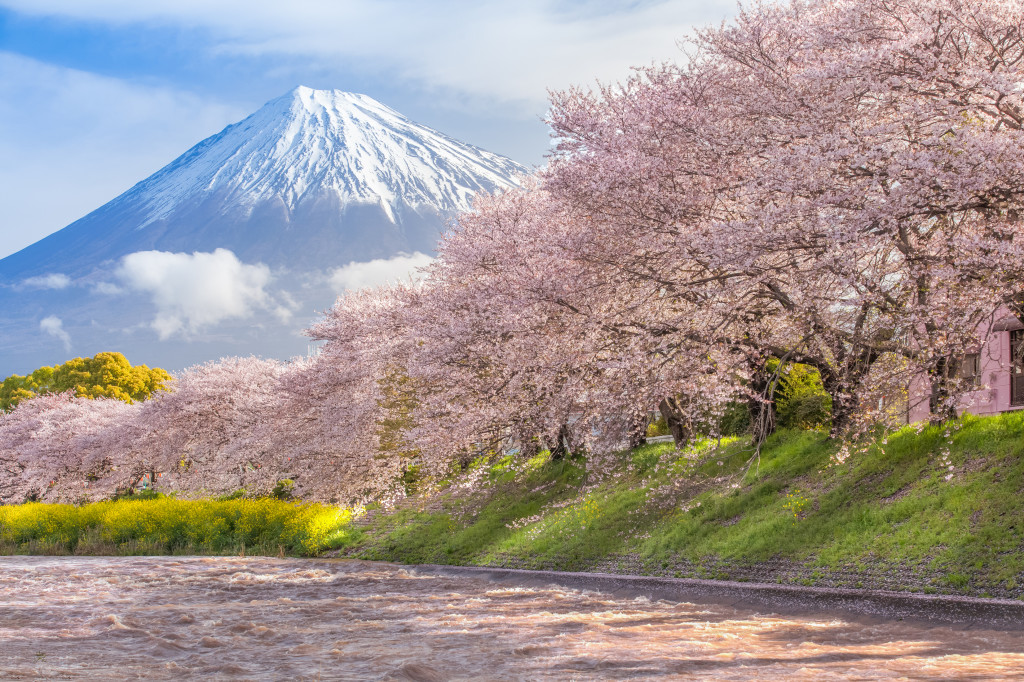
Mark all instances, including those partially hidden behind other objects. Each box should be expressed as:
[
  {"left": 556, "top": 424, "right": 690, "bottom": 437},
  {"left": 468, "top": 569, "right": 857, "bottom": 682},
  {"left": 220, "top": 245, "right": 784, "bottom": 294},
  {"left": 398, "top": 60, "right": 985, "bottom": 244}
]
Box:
[{"left": 907, "top": 305, "right": 1024, "bottom": 423}]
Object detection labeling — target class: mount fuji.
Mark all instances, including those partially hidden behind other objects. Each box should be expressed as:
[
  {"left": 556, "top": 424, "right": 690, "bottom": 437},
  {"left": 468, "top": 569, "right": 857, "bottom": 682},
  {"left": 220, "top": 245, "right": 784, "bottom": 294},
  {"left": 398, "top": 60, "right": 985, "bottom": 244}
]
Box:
[{"left": 0, "top": 87, "right": 529, "bottom": 375}]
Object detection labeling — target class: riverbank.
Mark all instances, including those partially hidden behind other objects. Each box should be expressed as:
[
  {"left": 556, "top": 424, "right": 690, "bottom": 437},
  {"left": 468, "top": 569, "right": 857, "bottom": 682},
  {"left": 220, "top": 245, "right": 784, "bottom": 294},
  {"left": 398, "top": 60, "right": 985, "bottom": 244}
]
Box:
[
  {"left": 344, "top": 412, "right": 1024, "bottom": 601},
  {"left": 5, "top": 413, "right": 1024, "bottom": 603}
]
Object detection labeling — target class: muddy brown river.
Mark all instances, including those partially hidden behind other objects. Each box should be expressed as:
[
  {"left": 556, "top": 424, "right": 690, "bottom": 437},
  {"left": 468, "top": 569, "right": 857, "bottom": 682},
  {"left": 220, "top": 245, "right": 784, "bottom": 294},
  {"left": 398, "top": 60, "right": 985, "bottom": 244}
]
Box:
[{"left": 1, "top": 556, "right": 1023, "bottom": 680}]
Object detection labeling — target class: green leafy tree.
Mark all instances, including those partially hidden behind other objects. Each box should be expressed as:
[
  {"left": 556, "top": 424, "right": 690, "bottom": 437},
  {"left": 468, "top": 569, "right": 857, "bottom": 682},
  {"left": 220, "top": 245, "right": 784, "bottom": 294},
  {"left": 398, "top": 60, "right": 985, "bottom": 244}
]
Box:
[
  {"left": 0, "top": 352, "right": 172, "bottom": 411},
  {"left": 770, "top": 360, "right": 833, "bottom": 431},
  {"left": 716, "top": 360, "right": 832, "bottom": 436}
]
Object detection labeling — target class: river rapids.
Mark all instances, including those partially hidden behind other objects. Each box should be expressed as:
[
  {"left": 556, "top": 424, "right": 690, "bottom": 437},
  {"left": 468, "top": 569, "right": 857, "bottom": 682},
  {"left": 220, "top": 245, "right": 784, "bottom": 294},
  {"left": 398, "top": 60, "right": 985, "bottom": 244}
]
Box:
[{"left": 1, "top": 556, "right": 1022, "bottom": 680}]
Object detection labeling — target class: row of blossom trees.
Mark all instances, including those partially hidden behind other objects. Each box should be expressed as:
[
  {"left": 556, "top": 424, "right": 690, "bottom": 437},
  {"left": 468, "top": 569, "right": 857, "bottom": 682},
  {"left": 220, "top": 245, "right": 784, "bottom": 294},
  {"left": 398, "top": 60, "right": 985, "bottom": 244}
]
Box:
[{"left": 3, "top": 0, "right": 1024, "bottom": 504}]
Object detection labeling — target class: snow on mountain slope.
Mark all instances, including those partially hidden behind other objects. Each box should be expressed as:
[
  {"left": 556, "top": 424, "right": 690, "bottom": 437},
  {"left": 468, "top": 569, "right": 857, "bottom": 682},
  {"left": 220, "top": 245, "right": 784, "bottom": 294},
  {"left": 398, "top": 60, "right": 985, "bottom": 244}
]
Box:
[
  {"left": 0, "top": 87, "right": 528, "bottom": 281},
  {"left": 125, "top": 86, "right": 527, "bottom": 225}
]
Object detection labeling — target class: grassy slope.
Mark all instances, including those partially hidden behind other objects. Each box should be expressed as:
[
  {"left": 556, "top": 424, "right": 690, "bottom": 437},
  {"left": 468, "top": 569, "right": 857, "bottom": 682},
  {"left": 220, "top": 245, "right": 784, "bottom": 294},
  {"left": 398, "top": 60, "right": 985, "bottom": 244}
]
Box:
[{"left": 350, "top": 412, "right": 1024, "bottom": 598}]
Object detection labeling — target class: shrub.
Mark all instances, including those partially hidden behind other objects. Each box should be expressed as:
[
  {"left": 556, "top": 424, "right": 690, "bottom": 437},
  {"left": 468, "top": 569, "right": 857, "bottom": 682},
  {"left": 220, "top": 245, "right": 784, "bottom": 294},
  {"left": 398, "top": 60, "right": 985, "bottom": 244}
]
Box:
[
  {"left": 271, "top": 479, "right": 295, "bottom": 500},
  {"left": 774, "top": 362, "right": 832, "bottom": 430},
  {"left": 1, "top": 352, "right": 171, "bottom": 411},
  {"left": 717, "top": 401, "right": 751, "bottom": 436},
  {"left": 646, "top": 415, "right": 670, "bottom": 437}
]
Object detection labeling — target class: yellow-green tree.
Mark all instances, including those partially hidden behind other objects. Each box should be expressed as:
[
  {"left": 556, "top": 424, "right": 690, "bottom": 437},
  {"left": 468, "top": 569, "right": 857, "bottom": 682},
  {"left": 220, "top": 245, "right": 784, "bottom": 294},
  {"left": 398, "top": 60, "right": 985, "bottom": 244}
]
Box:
[{"left": 0, "top": 352, "right": 172, "bottom": 411}]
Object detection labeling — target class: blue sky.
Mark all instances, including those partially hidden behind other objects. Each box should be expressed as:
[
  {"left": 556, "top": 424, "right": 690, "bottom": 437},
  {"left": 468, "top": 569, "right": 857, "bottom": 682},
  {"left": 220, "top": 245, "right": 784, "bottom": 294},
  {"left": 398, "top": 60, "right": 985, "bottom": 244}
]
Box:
[{"left": 0, "top": 0, "right": 736, "bottom": 259}]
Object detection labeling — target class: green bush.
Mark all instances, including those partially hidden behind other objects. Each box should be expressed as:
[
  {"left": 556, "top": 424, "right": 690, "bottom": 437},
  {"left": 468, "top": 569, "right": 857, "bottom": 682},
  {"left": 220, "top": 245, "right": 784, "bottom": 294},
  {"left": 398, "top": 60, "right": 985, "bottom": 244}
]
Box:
[
  {"left": 717, "top": 400, "right": 751, "bottom": 436},
  {"left": 271, "top": 479, "right": 295, "bottom": 500},
  {"left": 646, "top": 415, "right": 670, "bottom": 437},
  {"left": 774, "top": 362, "right": 832, "bottom": 430},
  {"left": 715, "top": 360, "right": 832, "bottom": 437}
]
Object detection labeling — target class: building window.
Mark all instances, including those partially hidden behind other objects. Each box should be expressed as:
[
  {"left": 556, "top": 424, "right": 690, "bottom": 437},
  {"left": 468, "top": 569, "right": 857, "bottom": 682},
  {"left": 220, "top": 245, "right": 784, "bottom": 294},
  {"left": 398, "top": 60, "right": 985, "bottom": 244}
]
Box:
[
  {"left": 1012, "top": 331, "right": 1024, "bottom": 407},
  {"left": 959, "top": 353, "right": 980, "bottom": 388}
]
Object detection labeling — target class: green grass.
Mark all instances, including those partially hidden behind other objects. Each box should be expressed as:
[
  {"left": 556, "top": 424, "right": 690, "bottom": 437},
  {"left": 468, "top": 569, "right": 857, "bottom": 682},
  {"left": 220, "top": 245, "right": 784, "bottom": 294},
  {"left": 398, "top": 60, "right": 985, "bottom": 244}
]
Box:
[
  {"left": 351, "top": 412, "right": 1024, "bottom": 596},
  {"left": 0, "top": 497, "right": 360, "bottom": 557}
]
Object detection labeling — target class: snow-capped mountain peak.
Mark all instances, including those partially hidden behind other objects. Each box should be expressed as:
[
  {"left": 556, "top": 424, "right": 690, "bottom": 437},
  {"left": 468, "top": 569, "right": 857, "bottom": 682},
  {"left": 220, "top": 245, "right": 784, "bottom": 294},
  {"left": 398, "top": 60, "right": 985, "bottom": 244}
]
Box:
[{"left": 127, "top": 86, "right": 528, "bottom": 224}]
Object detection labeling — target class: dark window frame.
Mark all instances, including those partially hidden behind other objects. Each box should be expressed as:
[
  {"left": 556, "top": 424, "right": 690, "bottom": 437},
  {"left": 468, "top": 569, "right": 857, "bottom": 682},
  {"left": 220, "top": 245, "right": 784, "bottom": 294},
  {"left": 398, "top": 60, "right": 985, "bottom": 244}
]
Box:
[
  {"left": 960, "top": 352, "right": 981, "bottom": 388},
  {"left": 1011, "top": 331, "right": 1024, "bottom": 407}
]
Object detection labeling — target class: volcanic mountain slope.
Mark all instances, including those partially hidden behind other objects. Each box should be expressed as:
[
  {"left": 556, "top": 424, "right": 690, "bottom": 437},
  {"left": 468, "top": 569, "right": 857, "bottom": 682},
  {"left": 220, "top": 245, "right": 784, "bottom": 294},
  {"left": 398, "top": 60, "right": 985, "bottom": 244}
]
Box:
[
  {"left": 1, "top": 86, "right": 527, "bottom": 279},
  {"left": 0, "top": 87, "right": 529, "bottom": 375}
]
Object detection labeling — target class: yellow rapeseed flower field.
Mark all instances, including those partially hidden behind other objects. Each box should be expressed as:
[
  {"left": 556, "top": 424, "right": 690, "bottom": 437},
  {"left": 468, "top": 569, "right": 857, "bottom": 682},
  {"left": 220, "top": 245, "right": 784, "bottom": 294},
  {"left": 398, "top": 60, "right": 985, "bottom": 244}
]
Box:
[{"left": 0, "top": 498, "right": 356, "bottom": 556}]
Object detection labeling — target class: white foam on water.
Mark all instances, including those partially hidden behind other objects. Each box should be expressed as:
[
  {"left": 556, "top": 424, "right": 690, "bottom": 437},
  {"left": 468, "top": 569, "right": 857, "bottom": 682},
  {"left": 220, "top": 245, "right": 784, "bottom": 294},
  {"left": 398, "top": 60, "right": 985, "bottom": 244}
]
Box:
[{"left": 0, "top": 556, "right": 1022, "bottom": 680}]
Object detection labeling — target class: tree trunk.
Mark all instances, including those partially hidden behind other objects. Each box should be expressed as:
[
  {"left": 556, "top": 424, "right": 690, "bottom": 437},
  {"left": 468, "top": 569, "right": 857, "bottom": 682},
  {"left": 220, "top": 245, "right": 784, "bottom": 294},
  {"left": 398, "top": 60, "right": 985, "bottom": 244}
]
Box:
[
  {"left": 658, "top": 397, "right": 691, "bottom": 448},
  {"left": 517, "top": 434, "right": 541, "bottom": 460},
  {"left": 822, "top": 373, "right": 855, "bottom": 438},
  {"left": 747, "top": 371, "right": 777, "bottom": 446},
  {"left": 820, "top": 346, "right": 880, "bottom": 438},
  {"left": 928, "top": 357, "right": 959, "bottom": 425},
  {"left": 549, "top": 423, "right": 573, "bottom": 461}
]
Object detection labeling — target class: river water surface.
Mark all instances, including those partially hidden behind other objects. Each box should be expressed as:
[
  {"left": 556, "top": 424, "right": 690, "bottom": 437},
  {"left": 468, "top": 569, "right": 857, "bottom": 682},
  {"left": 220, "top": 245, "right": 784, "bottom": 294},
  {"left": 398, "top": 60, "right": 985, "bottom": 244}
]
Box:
[{"left": 1, "top": 556, "right": 1023, "bottom": 680}]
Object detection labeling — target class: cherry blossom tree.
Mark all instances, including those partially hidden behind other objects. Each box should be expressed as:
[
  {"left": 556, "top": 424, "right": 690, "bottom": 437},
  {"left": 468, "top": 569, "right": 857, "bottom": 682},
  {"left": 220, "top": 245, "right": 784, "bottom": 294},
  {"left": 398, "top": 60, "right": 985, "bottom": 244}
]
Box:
[
  {"left": 299, "top": 284, "right": 435, "bottom": 500},
  {"left": 544, "top": 0, "right": 1024, "bottom": 433},
  {"left": 0, "top": 393, "right": 138, "bottom": 503},
  {"left": 410, "top": 183, "right": 747, "bottom": 459},
  {"left": 126, "top": 356, "right": 289, "bottom": 497}
]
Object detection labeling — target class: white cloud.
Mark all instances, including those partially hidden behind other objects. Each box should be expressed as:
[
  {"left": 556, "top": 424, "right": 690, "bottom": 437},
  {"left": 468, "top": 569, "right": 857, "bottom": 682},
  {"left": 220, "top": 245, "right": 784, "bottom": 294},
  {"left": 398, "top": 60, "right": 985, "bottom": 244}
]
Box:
[
  {"left": 271, "top": 290, "right": 300, "bottom": 323},
  {"left": 91, "top": 281, "right": 126, "bottom": 295},
  {"left": 39, "top": 315, "right": 71, "bottom": 352},
  {"left": 20, "top": 273, "right": 71, "bottom": 290},
  {"left": 329, "top": 252, "right": 434, "bottom": 292},
  {"left": 0, "top": 1, "right": 734, "bottom": 109},
  {"left": 116, "top": 248, "right": 276, "bottom": 339},
  {"left": 0, "top": 52, "right": 245, "bottom": 259}
]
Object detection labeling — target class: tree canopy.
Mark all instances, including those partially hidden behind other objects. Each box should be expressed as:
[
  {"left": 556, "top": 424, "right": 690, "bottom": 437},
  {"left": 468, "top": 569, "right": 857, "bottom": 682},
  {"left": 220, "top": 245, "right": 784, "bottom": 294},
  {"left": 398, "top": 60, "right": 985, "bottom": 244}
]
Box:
[{"left": 0, "top": 352, "right": 172, "bottom": 411}]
